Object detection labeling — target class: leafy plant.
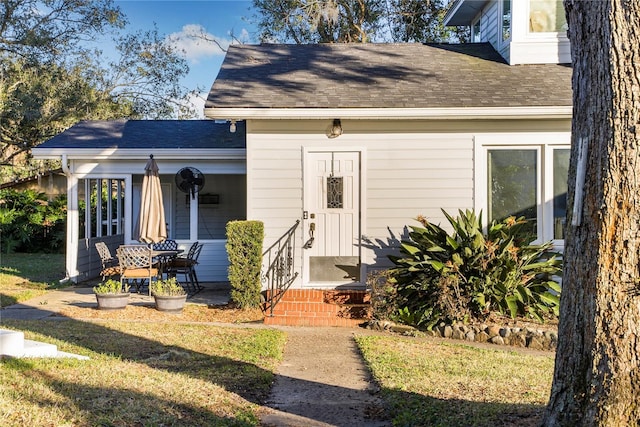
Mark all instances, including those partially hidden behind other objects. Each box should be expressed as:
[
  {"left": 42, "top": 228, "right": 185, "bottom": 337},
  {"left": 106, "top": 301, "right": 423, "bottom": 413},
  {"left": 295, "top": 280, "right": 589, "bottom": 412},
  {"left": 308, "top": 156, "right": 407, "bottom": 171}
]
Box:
[
  {"left": 389, "top": 209, "right": 561, "bottom": 325},
  {"left": 0, "top": 189, "right": 66, "bottom": 253},
  {"left": 93, "top": 279, "right": 129, "bottom": 295},
  {"left": 150, "top": 277, "right": 186, "bottom": 296}
]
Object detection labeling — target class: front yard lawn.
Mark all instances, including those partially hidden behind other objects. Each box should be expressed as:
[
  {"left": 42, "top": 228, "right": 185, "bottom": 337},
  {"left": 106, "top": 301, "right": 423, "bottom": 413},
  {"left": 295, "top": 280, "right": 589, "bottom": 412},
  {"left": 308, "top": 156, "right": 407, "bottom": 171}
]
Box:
[
  {"left": 357, "top": 335, "right": 554, "bottom": 426},
  {"left": 0, "top": 319, "right": 286, "bottom": 426},
  {"left": 0, "top": 253, "right": 67, "bottom": 307}
]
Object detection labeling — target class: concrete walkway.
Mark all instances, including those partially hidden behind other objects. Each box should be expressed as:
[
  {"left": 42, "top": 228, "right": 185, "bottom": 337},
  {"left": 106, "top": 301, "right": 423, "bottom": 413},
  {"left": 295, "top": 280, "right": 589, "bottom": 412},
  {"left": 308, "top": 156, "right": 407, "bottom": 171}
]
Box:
[
  {"left": 1, "top": 286, "right": 390, "bottom": 426},
  {"left": 261, "top": 326, "right": 390, "bottom": 427}
]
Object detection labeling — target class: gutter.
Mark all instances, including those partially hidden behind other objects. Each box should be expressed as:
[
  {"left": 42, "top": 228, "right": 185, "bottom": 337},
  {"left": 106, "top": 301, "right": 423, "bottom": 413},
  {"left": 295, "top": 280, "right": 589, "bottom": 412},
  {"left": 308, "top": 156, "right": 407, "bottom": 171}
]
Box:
[{"left": 203, "top": 106, "right": 573, "bottom": 121}]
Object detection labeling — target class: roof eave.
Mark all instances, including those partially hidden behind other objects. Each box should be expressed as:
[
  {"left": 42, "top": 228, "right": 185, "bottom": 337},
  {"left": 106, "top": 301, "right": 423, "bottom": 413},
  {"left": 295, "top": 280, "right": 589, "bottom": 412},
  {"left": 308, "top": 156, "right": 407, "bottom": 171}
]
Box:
[
  {"left": 204, "top": 106, "right": 573, "bottom": 121},
  {"left": 443, "top": 0, "right": 490, "bottom": 26},
  {"left": 31, "top": 148, "right": 246, "bottom": 161}
]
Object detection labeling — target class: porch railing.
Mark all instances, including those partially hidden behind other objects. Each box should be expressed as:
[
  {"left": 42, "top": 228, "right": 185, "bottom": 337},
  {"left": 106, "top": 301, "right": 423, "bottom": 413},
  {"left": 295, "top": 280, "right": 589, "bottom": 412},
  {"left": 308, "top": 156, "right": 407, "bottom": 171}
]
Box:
[{"left": 261, "top": 220, "right": 300, "bottom": 316}]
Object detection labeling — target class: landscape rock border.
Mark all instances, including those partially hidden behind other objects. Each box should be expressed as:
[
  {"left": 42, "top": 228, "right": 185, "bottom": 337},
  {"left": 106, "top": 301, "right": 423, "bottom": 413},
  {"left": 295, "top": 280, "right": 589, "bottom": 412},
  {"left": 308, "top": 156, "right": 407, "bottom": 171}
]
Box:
[{"left": 366, "top": 320, "right": 558, "bottom": 351}]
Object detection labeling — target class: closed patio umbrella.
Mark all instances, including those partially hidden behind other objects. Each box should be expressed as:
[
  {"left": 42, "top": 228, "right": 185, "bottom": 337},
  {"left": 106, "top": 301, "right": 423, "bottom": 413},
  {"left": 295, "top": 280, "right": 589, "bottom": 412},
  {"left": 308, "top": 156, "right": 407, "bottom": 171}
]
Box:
[{"left": 136, "top": 155, "right": 167, "bottom": 244}]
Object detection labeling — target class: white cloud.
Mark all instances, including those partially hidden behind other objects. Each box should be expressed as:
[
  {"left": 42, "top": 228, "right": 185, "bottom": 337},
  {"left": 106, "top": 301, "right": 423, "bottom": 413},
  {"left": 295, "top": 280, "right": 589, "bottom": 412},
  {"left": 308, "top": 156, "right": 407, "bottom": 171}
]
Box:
[{"left": 167, "top": 24, "right": 231, "bottom": 64}]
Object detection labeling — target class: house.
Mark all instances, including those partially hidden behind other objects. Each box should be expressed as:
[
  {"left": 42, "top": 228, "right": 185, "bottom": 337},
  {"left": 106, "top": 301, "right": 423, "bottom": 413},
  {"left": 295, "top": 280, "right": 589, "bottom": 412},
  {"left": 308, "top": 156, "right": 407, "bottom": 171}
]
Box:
[
  {"left": 204, "top": 0, "right": 572, "bottom": 291},
  {"left": 32, "top": 120, "right": 246, "bottom": 283},
  {"left": 0, "top": 169, "right": 66, "bottom": 201},
  {"left": 33, "top": 0, "right": 572, "bottom": 323}
]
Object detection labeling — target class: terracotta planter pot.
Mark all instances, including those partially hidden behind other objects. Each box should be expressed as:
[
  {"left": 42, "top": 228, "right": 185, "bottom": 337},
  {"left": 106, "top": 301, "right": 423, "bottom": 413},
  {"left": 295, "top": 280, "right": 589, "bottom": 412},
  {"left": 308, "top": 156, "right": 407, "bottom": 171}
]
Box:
[
  {"left": 154, "top": 294, "right": 187, "bottom": 313},
  {"left": 95, "top": 293, "right": 130, "bottom": 310}
]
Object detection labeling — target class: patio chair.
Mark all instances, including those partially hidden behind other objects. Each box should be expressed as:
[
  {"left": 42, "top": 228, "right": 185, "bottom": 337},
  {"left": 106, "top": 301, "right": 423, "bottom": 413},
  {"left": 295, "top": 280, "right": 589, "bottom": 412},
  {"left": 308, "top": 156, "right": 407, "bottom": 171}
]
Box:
[
  {"left": 152, "top": 239, "right": 178, "bottom": 251},
  {"left": 166, "top": 242, "right": 203, "bottom": 293},
  {"left": 116, "top": 245, "right": 159, "bottom": 295},
  {"left": 152, "top": 239, "right": 179, "bottom": 278},
  {"left": 95, "top": 241, "right": 120, "bottom": 281}
]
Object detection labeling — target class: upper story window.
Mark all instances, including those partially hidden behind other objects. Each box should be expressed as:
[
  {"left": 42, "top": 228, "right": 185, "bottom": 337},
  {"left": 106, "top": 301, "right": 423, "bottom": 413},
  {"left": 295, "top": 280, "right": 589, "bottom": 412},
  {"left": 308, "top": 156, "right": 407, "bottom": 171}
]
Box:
[
  {"left": 502, "top": 0, "right": 512, "bottom": 41},
  {"left": 472, "top": 18, "right": 481, "bottom": 42},
  {"left": 529, "top": 0, "right": 568, "bottom": 33}
]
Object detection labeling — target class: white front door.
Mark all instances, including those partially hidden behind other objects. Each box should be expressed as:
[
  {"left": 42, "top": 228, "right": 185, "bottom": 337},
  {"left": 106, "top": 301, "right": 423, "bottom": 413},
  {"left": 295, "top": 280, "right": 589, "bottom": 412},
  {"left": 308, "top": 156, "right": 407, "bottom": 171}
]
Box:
[{"left": 303, "top": 151, "right": 361, "bottom": 286}]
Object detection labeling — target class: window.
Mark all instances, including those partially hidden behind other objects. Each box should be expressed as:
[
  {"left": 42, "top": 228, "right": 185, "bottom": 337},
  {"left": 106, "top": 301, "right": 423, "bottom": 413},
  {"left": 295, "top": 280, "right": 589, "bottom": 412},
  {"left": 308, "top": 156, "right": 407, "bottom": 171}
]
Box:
[
  {"left": 502, "top": 0, "right": 512, "bottom": 41},
  {"left": 478, "top": 135, "right": 570, "bottom": 245},
  {"left": 79, "top": 178, "right": 125, "bottom": 239},
  {"left": 552, "top": 149, "right": 569, "bottom": 239},
  {"left": 472, "top": 18, "right": 482, "bottom": 43},
  {"left": 488, "top": 149, "right": 538, "bottom": 235},
  {"left": 196, "top": 174, "right": 246, "bottom": 239},
  {"left": 529, "top": 0, "right": 568, "bottom": 33}
]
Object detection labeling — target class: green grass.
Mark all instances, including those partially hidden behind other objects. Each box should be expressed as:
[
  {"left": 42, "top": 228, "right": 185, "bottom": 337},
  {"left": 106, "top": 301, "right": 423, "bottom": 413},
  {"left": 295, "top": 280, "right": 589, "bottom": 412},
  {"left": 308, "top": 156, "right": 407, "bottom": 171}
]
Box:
[
  {"left": 0, "top": 319, "right": 287, "bottom": 426},
  {"left": 356, "top": 335, "right": 554, "bottom": 426},
  {"left": 0, "top": 253, "right": 67, "bottom": 307}
]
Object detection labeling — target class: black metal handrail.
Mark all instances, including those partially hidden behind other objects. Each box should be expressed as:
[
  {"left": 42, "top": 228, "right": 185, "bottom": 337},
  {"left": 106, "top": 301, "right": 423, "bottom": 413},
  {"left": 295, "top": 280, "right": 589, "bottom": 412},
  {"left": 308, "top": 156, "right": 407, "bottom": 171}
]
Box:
[{"left": 261, "top": 220, "right": 300, "bottom": 315}]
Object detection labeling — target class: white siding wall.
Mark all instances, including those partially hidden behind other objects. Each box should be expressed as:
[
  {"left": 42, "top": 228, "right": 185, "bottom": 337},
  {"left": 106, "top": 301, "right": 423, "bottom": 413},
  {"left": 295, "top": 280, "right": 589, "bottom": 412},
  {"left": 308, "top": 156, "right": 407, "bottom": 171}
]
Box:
[
  {"left": 247, "top": 120, "right": 476, "bottom": 288},
  {"left": 247, "top": 119, "right": 570, "bottom": 288},
  {"left": 475, "top": 0, "right": 571, "bottom": 65},
  {"left": 481, "top": 1, "right": 500, "bottom": 47}
]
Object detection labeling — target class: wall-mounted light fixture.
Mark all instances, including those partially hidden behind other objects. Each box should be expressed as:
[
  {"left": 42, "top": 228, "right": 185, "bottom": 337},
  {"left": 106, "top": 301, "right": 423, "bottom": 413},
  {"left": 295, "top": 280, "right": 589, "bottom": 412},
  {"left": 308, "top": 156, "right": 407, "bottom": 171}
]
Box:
[
  {"left": 327, "top": 119, "right": 342, "bottom": 139},
  {"left": 229, "top": 119, "right": 237, "bottom": 133}
]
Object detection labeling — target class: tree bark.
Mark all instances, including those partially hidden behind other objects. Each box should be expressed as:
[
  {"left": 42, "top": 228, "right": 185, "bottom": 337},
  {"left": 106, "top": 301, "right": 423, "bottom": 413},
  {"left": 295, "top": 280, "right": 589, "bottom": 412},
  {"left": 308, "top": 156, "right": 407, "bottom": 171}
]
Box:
[{"left": 543, "top": 1, "right": 640, "bottom": 425}]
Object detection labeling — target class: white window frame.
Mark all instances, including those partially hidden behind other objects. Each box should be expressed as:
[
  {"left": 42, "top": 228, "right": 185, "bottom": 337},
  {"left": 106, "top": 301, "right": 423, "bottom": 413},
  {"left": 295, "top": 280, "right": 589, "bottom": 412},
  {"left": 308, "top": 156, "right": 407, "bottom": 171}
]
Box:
[
  {"left": 500, "top": 0, "right": 512, "bottom": 46},
  {"left": 475, "top": 133, "right": 570, "bottom": 247},
  {"left": 472, "top": 16, "right": 482, "bottom": 43}
]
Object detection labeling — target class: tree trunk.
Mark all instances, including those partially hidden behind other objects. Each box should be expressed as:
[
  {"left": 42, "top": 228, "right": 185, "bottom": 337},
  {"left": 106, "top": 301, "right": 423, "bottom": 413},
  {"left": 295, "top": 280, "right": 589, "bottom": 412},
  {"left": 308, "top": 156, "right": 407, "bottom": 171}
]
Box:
[{"left": 543, "top": 1, "right": 640, "bottom": 425}]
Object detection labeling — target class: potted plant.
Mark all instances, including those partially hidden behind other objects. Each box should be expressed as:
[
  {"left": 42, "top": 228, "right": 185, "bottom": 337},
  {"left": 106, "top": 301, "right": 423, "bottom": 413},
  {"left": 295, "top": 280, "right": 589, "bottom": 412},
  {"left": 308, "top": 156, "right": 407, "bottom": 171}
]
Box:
[
  {"left": 93, "top": 279, "right": 130, "bottom": 310},
  {"left": 150, "top": 277, "right": 187, "bottom": 313}
]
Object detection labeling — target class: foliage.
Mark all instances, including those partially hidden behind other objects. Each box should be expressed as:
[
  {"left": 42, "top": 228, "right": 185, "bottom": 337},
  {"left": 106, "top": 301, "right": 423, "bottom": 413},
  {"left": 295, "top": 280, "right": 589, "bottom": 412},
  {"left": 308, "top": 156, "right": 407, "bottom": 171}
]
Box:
[
  {"left": 0, "top": 1, "right": 196, "bottom": 182},
  {"left": 150, "top": 277, "right": 186, "bottom": 296},
  {"left": 389, "top": 209, "right": 562, "bottom": 326},
  {"left": 0, "top": 189, "right": 66, "bottom": 253},
  {"left": 93, "top": 279, "right": 129, "bottom": 295},
  {"left": 388, "top": 0, "right": 469, "bottom": 42},
  {"left": 251, "top": 0, "right": 469, "bottom": 43},
  {"left": 226, "top": 220, "right": 265, "bottom": 309},
  {"left": 366, "top": 269, "right": 400, "bottom": 321},
  {"left": 0, "top": 58, "right": 135, "bottom": 178},
  {"left": 0, "top": 0, "right": 125, "bottom": 62}
]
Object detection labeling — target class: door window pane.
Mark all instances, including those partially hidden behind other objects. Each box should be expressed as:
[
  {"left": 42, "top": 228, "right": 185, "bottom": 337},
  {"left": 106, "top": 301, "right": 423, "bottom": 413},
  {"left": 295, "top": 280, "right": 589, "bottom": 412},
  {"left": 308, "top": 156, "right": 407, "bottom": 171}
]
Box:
[
  {"left": 327, "top": 176, "right": 344, "bottom": 209},
  {"left": 553, "top": 149, "right": 570, "bottom": 239},
  {"left": 488, "top": 150, "right": 537, "bottom": 234}
]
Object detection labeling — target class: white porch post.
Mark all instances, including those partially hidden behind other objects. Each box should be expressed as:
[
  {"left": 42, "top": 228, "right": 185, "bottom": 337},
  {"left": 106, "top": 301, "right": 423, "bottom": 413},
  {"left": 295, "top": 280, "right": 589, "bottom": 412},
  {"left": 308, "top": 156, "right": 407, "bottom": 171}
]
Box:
[{"left": 66, "top": 174, "right": 79, "bottom": 282}]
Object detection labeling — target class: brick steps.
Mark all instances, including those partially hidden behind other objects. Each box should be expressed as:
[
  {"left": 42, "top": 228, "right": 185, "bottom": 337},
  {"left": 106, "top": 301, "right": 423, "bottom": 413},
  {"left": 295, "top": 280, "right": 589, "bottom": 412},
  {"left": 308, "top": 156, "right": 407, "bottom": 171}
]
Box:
[{"left": 263, "top": 289, "right": 371, "bottom": 327}]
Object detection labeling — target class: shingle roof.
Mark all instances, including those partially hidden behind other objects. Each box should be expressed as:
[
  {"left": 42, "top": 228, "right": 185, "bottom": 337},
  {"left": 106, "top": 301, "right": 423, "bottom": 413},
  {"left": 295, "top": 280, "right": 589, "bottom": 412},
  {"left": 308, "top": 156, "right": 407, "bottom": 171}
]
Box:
[
  {"left": 206, "top": 43, "right": 572, "bottom": 109},
  {"left": 37, "top": 120, "right": 245, "bottom": 150}
]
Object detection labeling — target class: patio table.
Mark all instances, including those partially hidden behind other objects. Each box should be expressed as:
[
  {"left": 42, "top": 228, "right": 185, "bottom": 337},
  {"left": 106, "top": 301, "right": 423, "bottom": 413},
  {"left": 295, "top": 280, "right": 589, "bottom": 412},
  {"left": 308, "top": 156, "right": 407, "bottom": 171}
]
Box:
[{"left": 151, "top": 249, "right": 184, "bottom": 279}]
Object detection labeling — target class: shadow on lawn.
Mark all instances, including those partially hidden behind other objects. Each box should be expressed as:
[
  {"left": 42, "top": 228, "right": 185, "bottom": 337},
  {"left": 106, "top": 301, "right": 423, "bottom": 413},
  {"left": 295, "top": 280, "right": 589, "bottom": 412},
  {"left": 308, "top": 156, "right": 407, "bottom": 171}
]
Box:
[
  {"left": 381, "top": 388, "right": 545, "bottom": 427},
  {"left": 1, "top": 317, "right": 273, "bottom": 426},
  {"left": 5, "top": 357, "right": 253, "bottom": 426}
]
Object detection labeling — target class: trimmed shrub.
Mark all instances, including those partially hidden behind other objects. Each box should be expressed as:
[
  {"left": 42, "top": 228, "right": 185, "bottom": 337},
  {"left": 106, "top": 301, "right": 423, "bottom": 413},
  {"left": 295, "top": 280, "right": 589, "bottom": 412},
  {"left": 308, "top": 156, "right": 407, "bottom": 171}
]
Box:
[
  {"left": 389, "top": 209, "right": 561, "bottom": 327},
  {"left": 226, "top": 220, "right": 264, "bottom": 309}
]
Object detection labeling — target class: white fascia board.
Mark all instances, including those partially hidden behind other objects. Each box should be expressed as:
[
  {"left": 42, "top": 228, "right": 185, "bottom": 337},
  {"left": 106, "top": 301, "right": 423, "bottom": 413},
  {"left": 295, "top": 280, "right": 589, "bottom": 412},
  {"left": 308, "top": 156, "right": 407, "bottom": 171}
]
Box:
[
  {"left": 204, "top": 106, "right": 573, "bottom": 121},
  {"left": 31, "top": 148, "right": 246, "bottom": 160}
]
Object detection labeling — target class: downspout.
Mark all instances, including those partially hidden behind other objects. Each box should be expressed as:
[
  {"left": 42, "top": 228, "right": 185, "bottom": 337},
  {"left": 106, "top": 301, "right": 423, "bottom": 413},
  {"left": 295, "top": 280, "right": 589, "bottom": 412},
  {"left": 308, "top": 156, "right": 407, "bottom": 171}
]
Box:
[{"left": 61, "top": 154, "right": 71, "bottom": 177}]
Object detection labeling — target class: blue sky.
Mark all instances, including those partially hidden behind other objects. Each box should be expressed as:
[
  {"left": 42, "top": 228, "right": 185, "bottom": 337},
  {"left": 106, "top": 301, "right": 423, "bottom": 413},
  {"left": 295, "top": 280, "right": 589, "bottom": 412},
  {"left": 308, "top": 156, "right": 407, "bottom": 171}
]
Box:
[{"left": 114, "top": 1, "right": 256, "bottom": 111}]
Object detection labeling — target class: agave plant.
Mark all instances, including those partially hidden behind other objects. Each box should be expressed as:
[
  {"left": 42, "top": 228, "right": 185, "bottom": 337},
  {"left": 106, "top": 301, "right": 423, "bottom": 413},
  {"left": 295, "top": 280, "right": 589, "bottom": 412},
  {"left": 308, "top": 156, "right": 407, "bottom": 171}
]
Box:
[{"left": 389, "top": 209, "right": 561, "bottom": 326}]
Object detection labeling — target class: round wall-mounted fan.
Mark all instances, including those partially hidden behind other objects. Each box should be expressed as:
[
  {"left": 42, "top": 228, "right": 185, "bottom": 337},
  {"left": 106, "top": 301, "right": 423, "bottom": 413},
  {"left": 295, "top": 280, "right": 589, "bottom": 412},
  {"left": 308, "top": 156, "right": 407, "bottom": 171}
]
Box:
[{"left": 175, "top": 167, "right": 205, "bottom": 199}]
